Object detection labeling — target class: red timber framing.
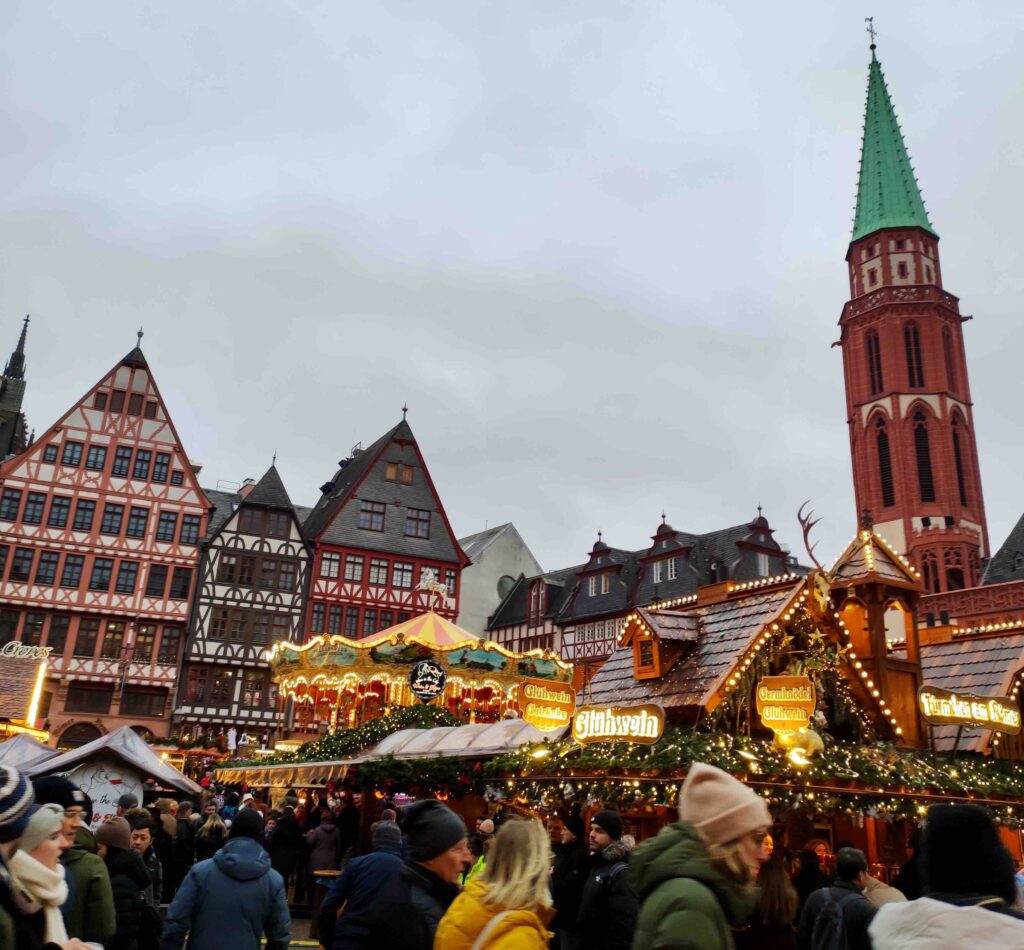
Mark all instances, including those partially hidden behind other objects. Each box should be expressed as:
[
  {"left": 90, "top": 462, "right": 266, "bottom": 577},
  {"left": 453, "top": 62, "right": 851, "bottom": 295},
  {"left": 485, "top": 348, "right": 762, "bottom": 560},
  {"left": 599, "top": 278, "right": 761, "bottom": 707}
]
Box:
[
  {"left": 0, "top": 341, "right": 210, "bottom": 745},
  {"left": 173, "top": 465, "right": 311, "bottom": 738},
  {"left": 301, "top": 418, "right": 469, "bottom": 650}
]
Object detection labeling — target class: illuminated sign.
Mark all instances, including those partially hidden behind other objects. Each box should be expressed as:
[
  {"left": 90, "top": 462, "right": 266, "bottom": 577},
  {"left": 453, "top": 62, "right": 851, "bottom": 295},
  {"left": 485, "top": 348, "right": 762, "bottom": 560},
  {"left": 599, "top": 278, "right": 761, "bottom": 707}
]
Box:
[
  {"left": 571, "top": 703, "right": 664, "bottom": 745},
  {"left": 756, "top": 675, "right": 816, "bottom": 732},
  {"left": 1, "top": 641, "right": 52, "bottom": 660},
  {"left": 918, "top": 685, "right": 1021, "bottom": 735},
  {"left": 517, "top": 679, "right": 575, "bottom": 732},
  {"left": 408, "top": 660, "right": 447, "bottom": 703}
]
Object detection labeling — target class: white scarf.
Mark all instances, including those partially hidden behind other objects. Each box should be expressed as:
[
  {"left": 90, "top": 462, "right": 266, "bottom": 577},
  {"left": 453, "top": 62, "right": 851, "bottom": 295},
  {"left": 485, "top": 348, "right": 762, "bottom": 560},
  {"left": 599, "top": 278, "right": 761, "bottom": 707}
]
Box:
[{"left": 9, "top": 849, "right": 69, "bottom": 944}]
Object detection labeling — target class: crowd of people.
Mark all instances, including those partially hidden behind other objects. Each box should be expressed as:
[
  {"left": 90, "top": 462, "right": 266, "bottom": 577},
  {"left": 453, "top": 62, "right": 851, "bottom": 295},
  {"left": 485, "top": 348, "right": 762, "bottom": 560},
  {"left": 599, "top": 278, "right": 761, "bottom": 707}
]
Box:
[{"left": 2, "top": 759, "right": 1024, "bottom": 949}]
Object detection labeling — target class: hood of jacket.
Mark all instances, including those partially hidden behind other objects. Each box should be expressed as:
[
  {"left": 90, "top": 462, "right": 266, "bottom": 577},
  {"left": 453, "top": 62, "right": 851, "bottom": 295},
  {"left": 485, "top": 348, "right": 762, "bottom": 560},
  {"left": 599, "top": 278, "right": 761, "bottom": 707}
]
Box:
[
  {"left": 212, "top": 836, "right": 272, "bottom": 882},
  {"left": 869, "top": 896, "right": 1024, "bottom": 948},
  {"left": 434, "top": 878, "right": 554, "bottom": 950},
  {"left": 597, "top": 838, "right": 634, "bottom": 864},
  {"left": 630, "top": 821, "right": 755, "bottom": 926},
  {"left": 107, "top": 848, "right": 150, "bottom": 889}
]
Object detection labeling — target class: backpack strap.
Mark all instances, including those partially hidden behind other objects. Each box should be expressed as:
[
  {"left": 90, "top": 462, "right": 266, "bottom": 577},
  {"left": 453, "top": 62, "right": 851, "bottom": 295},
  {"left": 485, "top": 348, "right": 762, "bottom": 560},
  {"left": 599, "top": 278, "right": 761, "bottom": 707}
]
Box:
[
  {"left": 470, "top": 910, "right": 514, "bottom": 950},
  {"left": 604, "top": 861, "right": 628, "bottom": 882}
]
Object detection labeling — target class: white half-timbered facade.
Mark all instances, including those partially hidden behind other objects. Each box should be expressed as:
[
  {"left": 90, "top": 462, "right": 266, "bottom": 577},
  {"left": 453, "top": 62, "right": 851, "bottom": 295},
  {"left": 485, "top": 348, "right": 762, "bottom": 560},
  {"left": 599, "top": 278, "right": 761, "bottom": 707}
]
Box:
[
  {"left": 0, "top": 339, "right": 210, "bottom": 747},
  {"left": 172, "top": 465, "right": 310, "bottom": 736}
]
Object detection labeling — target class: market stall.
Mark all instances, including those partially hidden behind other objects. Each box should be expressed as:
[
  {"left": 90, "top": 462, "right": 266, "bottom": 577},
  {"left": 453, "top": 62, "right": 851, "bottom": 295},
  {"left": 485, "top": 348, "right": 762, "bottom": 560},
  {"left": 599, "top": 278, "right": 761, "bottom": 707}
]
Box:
[
  {"left": 268, "top": 609, "right": 573, "bottom": 734},
  {"left": 0, "top": 640, "right": 50, "bottom": 743}
]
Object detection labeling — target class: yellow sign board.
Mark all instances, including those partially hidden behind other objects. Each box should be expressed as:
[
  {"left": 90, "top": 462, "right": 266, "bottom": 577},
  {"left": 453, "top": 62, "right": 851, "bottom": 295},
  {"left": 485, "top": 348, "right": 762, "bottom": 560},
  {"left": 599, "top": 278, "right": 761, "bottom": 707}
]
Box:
[
  {"left": 517, "top": 679, "right": 576, "bottom": 732},
  {"left": 918, "top": 685, "right": 1021, "bottom": 735},
  {"left": 756, "top": 675, "right": 816, "bottom": 733},
  {"left": 571, "top": 703, "right": 665, "bottom": 745}
]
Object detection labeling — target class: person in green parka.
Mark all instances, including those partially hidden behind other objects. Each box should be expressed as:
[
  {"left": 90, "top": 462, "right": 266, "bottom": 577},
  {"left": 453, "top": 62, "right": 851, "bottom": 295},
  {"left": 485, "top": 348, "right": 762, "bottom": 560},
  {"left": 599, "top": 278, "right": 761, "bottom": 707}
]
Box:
[{"left": 631, "top": 763, "right": 773, "bottom": 950}]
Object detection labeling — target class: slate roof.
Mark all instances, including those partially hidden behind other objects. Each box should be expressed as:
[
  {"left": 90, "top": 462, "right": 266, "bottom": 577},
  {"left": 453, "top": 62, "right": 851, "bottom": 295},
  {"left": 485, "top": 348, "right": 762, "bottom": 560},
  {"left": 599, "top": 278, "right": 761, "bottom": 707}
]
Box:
[
  {"left": 486, "top": 565, "right": 582, "bottom": 630},
  {"left": 201, "top": 466, "right": 310, "bottom": 542},
  {"left": 633, "top": 606, "right": 698, "bottom": 643},
  {"left": 459, "top": 524, "right": 512, "bottom": 561},
  {"left": 586, "top": 580, "right": 804, "bottom": 710},
  {"left": 203, "top": 489, "right": 240, "bottom": 538},
  {"left": 983, "top": 512, "right": 1024, "bottom": 585},
  {"left": 919, "top": 632, "right": 1024, "bottom": 752},
  {"left": 243, "top": 465, "right": 294, "bottom": 510}
]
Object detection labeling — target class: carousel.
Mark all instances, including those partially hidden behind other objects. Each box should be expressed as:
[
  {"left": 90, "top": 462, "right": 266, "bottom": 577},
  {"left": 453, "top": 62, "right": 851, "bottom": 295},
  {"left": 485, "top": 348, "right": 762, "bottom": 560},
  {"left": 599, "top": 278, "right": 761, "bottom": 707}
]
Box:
[{"left": 267, "top": 609, "right": 573, "bottom": 735}]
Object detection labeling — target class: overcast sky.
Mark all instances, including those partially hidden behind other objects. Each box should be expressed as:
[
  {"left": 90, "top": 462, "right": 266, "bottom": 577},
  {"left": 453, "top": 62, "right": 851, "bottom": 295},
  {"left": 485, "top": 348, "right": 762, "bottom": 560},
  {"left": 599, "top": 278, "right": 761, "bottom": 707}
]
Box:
[{"left": 2, "top": 3, "right": 1022, "bottom": 573}]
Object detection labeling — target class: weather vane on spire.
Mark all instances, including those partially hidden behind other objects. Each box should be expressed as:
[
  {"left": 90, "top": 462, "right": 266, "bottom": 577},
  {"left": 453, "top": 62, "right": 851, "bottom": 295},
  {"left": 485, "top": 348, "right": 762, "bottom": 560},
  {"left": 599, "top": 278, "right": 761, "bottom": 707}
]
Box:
[
  {"left": 402, "top": 403, "right": 408, "bottom": 420},
  {"left": 137, "top": 326, "right": 144, "bottom": 345},
  {"left": 865, "top": 16, "right": 877, "bottom": 48},
  {"left": 272, "top": 449, "right": 277, "bottom": 466}
]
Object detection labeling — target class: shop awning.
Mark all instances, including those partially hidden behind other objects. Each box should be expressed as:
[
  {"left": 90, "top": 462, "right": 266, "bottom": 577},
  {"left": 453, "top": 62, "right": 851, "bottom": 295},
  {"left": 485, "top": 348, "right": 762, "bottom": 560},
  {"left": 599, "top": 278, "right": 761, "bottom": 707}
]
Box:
[
  {"left": 0, "top": 733, "right": 59, "bottom": 771},
  {"left": 214, "top": 759, "right": 353, "bottom": 788}
]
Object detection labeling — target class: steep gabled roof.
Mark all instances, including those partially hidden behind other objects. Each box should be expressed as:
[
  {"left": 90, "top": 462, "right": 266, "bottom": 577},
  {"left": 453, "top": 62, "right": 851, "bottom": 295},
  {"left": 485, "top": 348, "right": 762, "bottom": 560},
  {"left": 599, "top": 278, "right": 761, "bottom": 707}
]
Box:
[
  {"left": 983, "top": 512, "right": 1024, "bottom": 585},
  {"left": 851, "top": 50, "right": 937, "bottom": 243},
  {"left": 243, "top": 464, "right": 293, "bottom": 510},
  {"left": 459, "top": 524, "right": 513, "bottom": 561},
  {"left": 486, "top": 564, "right": 582, "bottom": 630},
  {"left": 829, "top": 528, "right": 920, "bottom": 588}
]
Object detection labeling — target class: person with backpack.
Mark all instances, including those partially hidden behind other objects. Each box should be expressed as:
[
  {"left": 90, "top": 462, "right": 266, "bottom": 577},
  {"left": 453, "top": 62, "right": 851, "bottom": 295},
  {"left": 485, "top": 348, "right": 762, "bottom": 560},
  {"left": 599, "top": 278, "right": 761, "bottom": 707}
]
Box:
[
  {"left": 575, "top": 810, "right": 637, "bottom": 950},
  {"left": 632, "top": 763, "right": 771, "bottom": 950},
  {"left": 797, "top": 847, "right": 875, "bottom": 950}
]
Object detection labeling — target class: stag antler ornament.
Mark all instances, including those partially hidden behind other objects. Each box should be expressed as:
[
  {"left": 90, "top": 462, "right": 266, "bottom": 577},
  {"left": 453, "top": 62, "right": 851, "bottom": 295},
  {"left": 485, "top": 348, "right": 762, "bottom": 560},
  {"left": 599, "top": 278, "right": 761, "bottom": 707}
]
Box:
[{"left": 797, "top": 501, "right": 825, "bottom": 572}]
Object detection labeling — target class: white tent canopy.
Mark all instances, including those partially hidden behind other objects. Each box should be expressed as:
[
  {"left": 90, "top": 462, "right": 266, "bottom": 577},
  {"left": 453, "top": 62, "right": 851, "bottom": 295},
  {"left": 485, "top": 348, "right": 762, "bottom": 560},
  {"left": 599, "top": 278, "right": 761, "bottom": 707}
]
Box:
[
  {"left": 29, "top": 726, "right": 201, "bottom": 796},
  {"left": 354, "top": 719, "right": 551, "bottom": 762},
  {"left": 0, "top": 733, "right": 60, "bottom": 772}
]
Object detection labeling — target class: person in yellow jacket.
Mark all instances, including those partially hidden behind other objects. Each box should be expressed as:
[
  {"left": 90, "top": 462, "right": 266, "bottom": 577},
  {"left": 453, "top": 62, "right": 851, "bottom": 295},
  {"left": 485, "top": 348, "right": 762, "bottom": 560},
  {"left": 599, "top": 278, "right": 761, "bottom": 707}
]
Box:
[{"left": 435, "top": 818, "right": 554, "bottom": 950}]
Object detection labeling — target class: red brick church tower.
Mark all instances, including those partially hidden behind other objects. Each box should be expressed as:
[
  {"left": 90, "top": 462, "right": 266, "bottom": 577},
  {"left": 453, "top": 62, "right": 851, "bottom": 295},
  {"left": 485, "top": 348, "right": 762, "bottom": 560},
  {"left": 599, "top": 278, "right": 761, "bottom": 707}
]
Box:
[{"left": 839, "top": 43, "right": 988, "bottom": 593}]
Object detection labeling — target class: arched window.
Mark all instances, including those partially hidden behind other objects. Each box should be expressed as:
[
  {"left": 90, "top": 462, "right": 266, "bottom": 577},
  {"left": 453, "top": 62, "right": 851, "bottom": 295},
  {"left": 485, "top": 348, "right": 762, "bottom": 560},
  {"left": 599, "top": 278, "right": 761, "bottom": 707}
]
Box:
[
  {"left": 943, "top": 327, "right": 958, "bottom": 393},
  {"left": 952, "top": 416, "right": 969, "bottom": 506},
  {"left": 57, "top": 722, "right": 103, "bottom": 751},
  {"left": 904, "top": 322, "right": 924, "bottom": 387},
  {"left": 866, "top": 331, "right": 883, "bottom": 395},
  {"left": 921, "top": 551, "right": 940, "bottom": 594},
  {"left": 944, "top": 548, "right": 965, "bottom": 591},
  {"left": 913, "top": 411, "right": 936, "bottom": 502},
  {"left": 875, "top": 416, "right": 895, "bottom": 507}
]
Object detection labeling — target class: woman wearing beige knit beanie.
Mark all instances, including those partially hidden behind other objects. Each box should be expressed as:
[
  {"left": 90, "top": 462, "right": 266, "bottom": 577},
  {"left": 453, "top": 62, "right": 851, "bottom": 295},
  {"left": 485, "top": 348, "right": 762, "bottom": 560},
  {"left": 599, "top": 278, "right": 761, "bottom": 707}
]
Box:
[{"left": 630, "top": 763, "right": 773, "bottom": 950}]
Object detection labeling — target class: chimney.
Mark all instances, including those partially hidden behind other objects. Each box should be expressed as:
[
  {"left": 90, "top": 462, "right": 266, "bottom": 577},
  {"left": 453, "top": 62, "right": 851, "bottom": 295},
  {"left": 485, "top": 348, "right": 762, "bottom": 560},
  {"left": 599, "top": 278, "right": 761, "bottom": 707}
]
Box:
[{"left": 238, "top": 478, "right": 256, "bottom": 498}]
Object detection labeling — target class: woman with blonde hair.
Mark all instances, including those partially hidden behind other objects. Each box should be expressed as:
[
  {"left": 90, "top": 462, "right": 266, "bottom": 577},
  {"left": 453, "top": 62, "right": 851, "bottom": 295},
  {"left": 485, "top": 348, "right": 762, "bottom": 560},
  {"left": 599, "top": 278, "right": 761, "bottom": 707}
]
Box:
[
  {"left": 434, "top": 818, "right": 554, "bottom": 949},
  {"left": 194, "top": 808, "right": 228, "bottom": 863},
  {"left": 631, "top": 763, "right": 772, "bottom": 950}
]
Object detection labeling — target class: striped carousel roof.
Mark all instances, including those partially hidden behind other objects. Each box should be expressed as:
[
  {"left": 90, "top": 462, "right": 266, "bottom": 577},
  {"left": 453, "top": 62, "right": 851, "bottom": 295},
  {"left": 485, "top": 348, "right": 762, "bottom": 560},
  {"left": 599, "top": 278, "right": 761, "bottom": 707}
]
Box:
[{"left": 359, "top": 611, "right": 480, "bottom": 650}]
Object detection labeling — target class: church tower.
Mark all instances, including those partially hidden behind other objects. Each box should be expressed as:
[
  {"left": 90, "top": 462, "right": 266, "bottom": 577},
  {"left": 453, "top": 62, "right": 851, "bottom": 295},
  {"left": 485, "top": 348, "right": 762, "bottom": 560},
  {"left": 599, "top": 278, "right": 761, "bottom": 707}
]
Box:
[
  {"left": 839, "top": 44, "right": 988, "bottom": 593},
  {"left": 0, "top": 316, "right": 30, "bottom": 459}
]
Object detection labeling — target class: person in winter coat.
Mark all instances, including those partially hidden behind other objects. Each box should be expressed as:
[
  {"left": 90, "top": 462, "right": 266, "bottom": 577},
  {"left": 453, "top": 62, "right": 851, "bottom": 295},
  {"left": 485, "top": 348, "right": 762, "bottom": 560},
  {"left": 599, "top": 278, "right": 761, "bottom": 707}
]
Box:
[
  {"left": 797, "top": 848, "right": 876, "bottom": 950},
  {"left": 194, "top": 809, "right": 228, "bottom": 863},
  {"left": 550, "top": 815, "right": 589, "bottom": 950},
  {"left": 95, "top": 817, "right": 149, "bottom": 950},
  {"left": 734, "top": 857, "right": 798, "bottom": 950},
  {"left": 435, "top": 818, "right": 555, "bottom": 950},
  {"left": 32, "top": 775, "right": 116, "bottom": 946},
  {"left": 305, "top": 810, "right": 342, "bottom": 877},
  {"left": 868, "top": 803, "right": 1024, "bottom": 949},
  {"left": 317, "top": 819, "right": 403, "bottom": 948},
  {"left": 160, "top": 807, "right": 290, "bottom": 950},
  {"left": 358, "top": 799, "right": 471, "bottom": 950},
  {"left": 790, "top": 850, "right": 830, "bottom": 919},
  {"left": 576, "top": 810, "right": 638, "bottom": 950},
  {"left": 9, "top": 804, "right": 73, "bottom": 946},
  {"left": 861, "top": 874, "right": 906, "bottom": 909},
  {"left": 128, "top": 819, "right": 164, "bottom": 906},
  {"left": 266, "top": 807, "right": 304, "bottom": 888},
  {"left": 632, "top": 764, "right": 771, "bottom": 950}
]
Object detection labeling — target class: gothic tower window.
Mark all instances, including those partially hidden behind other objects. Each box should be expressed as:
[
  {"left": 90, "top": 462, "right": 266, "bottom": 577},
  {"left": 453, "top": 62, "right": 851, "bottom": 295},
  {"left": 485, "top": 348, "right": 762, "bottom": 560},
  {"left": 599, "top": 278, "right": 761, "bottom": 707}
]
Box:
[
  {"left": 913, "top": 411, "right": 936, "bottom": 502},
  {"left": 920, "top": 551, "right": 939, "bottom": 594},
  {"left": 943, "top": 327, "right": 958, "bottom": 393},
  {"left": 866, "top": 331, "right": 883, "bottom": 395},
  {"left": 952, "top": 415, "right": 969, "bottom": 506},
  {"left": 944, "top": 548, "right": 965, "bottom": 591},
  {"left": 875, "top": 417, "right": 895, "bottom": 508},
  {"left": 904, "top": 322, "right": 925, "bottom": 387}
]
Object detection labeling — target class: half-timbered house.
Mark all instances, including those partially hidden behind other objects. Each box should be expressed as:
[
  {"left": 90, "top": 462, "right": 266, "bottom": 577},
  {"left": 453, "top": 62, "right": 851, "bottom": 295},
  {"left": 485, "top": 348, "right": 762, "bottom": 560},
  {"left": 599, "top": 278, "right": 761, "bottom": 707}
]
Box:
[
  {"left": 302, "top": 417, "right": 469, "bottom": 642},
  {"left": 172, "top": 465, "right": 310, "bottom": 740},
  {"left": 0, "top": 338, "right": 210, "bottom": 747}
]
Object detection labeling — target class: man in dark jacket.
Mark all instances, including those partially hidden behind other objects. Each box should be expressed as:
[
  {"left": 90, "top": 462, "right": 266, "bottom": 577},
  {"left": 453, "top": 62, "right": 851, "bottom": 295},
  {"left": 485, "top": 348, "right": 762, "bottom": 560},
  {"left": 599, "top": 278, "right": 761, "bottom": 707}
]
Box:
[
  {"left": 160, "top": 807, "right": 290, "bottom": 950},
  {"left": 798, "top": 847, "right": 876, "bottom": 950},
  {"left": 359, "top": 800, "right": 470, "bottom": 950},
  {"left": 96, "top": 817, "right": 150, "bottom": 950},
  {"left": 551, "top": 815, "right": 589, "bottom": 950},
  {"left": 576, "top": 810, "right": 638, "bottom": 950},
  {"left": 318, "top": 820, "right": 403, "bottom": 948},
  {"left": 128, "top": 819, "right": 163, "bottom": 907}
]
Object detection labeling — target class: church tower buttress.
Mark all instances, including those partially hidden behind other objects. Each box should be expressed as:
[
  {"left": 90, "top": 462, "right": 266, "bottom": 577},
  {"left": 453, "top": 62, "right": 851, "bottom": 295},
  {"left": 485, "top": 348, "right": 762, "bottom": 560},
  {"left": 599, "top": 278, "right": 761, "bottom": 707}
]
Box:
[{"left": 839, "top": 45, "right": 988, "bottom": 593}]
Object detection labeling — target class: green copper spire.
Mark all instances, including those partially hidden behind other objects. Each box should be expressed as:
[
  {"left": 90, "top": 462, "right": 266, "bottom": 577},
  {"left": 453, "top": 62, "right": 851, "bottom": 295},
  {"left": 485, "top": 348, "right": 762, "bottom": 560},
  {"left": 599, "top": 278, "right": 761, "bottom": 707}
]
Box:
[{"left": 851, "top": 49, "right": 937, "bottom": 242}]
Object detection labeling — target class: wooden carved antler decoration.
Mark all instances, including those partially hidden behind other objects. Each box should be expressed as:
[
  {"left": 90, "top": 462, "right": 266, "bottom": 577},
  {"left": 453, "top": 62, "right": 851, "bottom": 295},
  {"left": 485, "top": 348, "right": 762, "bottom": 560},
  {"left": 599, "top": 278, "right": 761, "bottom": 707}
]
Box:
[{"left": 797, "top": 501, "right": 825, "bottom": 572}]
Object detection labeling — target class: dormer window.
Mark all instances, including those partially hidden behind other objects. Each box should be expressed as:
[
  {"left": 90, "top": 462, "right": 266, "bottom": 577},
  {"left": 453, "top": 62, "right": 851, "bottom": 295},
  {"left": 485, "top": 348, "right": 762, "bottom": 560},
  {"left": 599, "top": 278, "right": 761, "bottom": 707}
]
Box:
[
  {"left": 633, "top": 634, "right": 660, "bottom": 679},
  {"left": 587, "top": 576, "right": 596, "bottom": 596},
  {"left": 601, "top": 572, "right": 611, "bottom": 595},
  {"left": 653, "top": 561, "right": 663, "bottom": 584},
  {"left": 667, "top": 558, "right": 677, "bottom": 580},
  {"left": 528, "top": 582, "right": 546, "bottom": 628}
]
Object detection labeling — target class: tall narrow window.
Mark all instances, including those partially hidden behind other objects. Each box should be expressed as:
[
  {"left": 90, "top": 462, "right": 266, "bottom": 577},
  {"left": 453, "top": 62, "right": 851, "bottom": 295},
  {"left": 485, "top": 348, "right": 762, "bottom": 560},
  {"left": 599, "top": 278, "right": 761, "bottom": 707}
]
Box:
[
  {"left": 865, "top": 331, "right": 883, "bottom": 395},
  {"left": 875, "top": 417, "right": 895, "bottom": 508},
  {"left": 943, "top": 328, "right": 958, "bottom": 393},
  {"left": 904, "top": 322, "right": 925, "bottom": 387},
  {"left": 913, "top": 411, "right": 936, "bottom": 502},
  {"left": 952, "top": 417, "right": 969, "bottom": 506}
]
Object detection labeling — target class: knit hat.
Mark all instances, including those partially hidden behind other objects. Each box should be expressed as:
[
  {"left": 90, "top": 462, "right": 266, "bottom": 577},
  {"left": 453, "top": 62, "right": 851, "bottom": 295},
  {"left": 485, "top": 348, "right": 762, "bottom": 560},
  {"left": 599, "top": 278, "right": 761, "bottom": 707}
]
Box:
[
  {"left": 591, "top": 810, "right": 623, "bottom": 841},
  {"left": 922, "top": 804, "right": 1016, "bottom": 903},
  {"left": 20, "top": 804, "right": 65, "bottom": 853},
  {"left": 563, "top": 815, "right": 586, "bottom": 842},
  {"left": 228, "top": 807, "right": 264, "bottom": 842},
  {"left": 372, "top": 820, "right": 403, "bottom": 854},
  {"left": 403, "top": 800, "right": 466, "bottom": 862},
  {"left": 679, "top": 763, "right": 772, "bottom": 846},
  {"left": 478, "top": 818, "right": 495, "bottom": 836},
  {"left": 0, "top": 766, "right": 34, "bottom": 843},
  {"left": 32, "top": 775, "right": 86, "bottom": 811},
  {"left": 95, "top": 817, "right": 132, "bottom": 852},
  {"left": 117, "top": 793, "right": 139, "bottom": 810}
]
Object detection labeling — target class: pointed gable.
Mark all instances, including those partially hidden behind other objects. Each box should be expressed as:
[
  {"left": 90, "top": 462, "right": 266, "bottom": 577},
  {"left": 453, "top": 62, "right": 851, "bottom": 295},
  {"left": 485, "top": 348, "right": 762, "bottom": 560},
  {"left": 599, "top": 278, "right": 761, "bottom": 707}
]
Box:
[
  {"left": 829, "top": 527, "right": 920, "bottom": 589},
  {"left": 303, "top": 418, "right": 467, "bottom": 566},
  {"left": 0, "top": 342, "right": 209, "bottom": 512},
  {"left": 243, "top": 465, "right": 294, "bottom": 511}
]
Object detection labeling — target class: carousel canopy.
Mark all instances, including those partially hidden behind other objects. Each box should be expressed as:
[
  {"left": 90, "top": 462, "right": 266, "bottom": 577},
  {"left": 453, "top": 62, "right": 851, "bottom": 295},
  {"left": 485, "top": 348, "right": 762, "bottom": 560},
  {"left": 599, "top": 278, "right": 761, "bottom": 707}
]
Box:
[{"left": 359, "top": 611, "right": 479, "bottom": 649}]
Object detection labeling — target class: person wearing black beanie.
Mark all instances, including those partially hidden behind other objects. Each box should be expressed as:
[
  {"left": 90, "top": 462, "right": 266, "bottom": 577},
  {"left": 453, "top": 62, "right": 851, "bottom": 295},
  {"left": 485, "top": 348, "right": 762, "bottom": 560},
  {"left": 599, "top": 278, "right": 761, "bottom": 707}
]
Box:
[
  {"left": 552, "top": 812, "right": 591, "bottom": 950},
  {"left": 577, "top": 809, "right": 638, "bottom": 950},
  {"left": 163, "top": 799, "right": 289, "bottom": 950}
]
